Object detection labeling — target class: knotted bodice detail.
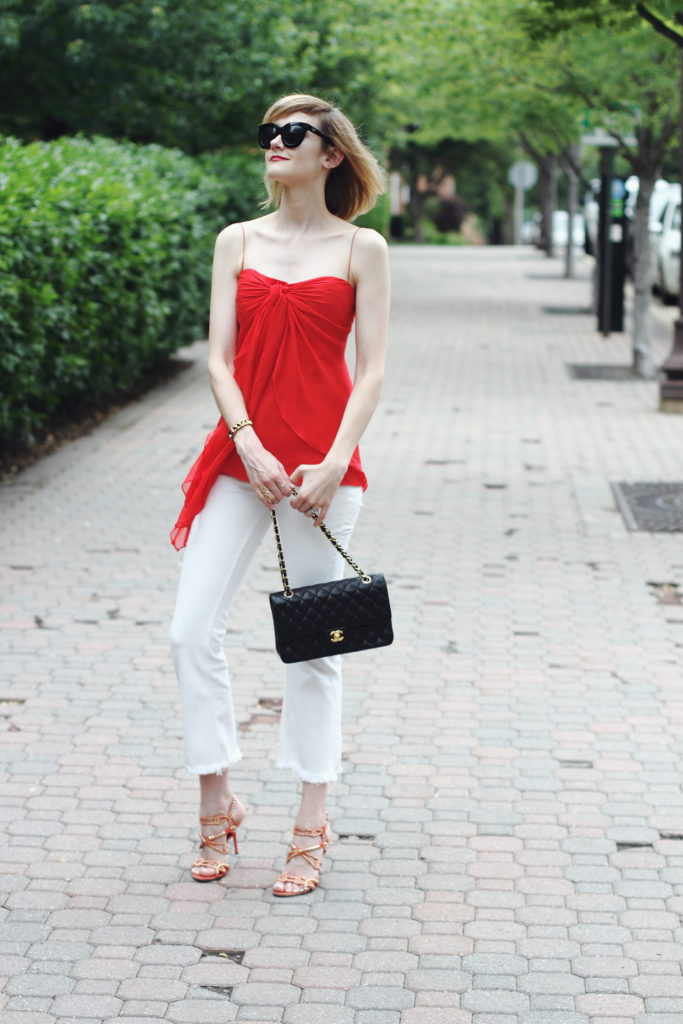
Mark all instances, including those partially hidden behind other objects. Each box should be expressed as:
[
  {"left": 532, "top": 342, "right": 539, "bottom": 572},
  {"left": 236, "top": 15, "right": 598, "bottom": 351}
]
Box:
[{"left": 170, "top": 269, "right": 365, "bottom": 551}]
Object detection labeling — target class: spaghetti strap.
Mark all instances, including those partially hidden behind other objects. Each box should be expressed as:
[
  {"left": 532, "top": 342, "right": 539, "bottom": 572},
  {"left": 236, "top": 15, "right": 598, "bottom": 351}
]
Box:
[
  {"left": 347, "top": 226, "right": 361, "bottom": 282},
  {"left": 170, "top": 245, "right": 363, "bottom": 551},
  {"left": 239, "top": 222, "right": 246, "bottom": 273}
]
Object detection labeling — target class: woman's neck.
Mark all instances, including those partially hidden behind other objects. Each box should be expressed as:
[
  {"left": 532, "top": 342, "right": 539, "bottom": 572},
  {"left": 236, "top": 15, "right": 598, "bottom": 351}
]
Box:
[{"left": 275, "top": 184, "right": 336, "bottom": 234}]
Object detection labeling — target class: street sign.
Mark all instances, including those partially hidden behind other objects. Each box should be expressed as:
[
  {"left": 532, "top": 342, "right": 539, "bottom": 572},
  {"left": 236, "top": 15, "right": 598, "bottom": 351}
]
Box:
[{"left": 508, "top": 161, "right": 537, "bottom": 190}]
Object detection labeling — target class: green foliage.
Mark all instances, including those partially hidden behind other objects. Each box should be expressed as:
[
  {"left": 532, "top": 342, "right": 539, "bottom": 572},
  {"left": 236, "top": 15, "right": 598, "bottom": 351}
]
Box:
[
  {"left": 519, "top": 0, "right": 642, "bottom": 36},
  {"left": 0, "top": 133, "right": 263, "bottom": 444},
  {"left": 518, "top": 0, "right": 679, "bottom": 176},
  {"left": 354, "top": 190, "right": 390, "bottom": 233},
  {"left": 0, "top": 0, "right": 392, "bottom": 151},
  {"left": 195, "top": 149, "right": 266, "bottom": 223},
  {"left": 376, "top": 0, "right": 677, "bottom": 230},
  {"left": 0, "top": 0, "right": 307, "bottom": 149},
  {"left": 523, "top": 0, "right": 683, "bottom": 39}
]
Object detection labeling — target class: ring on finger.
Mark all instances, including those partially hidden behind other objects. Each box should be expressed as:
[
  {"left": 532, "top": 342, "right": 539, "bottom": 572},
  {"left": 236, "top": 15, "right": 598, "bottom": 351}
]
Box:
[{"left": 258, "top": 484, "right": 274, "bottom": 503}]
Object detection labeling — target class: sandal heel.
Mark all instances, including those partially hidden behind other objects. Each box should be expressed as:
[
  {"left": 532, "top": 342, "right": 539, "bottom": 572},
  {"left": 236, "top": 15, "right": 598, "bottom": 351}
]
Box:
[{"left": 190, "top": 795, "right": 245, "bottom": 883}]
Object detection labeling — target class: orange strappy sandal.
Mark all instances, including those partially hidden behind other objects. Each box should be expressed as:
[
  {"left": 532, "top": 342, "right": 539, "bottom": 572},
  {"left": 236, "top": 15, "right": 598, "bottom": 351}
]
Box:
[
  {"left": 272, "top": 820, "right": 330, "bottom": 897},
  {"left": 191, "top": 796, "right": 244, "bottom": 883}
]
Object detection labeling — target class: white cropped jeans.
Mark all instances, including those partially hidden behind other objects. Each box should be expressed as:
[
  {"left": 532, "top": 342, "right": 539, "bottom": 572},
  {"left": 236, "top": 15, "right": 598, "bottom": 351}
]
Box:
[{"left": 169, "top": 476, "right": 363, "bottom": 783}]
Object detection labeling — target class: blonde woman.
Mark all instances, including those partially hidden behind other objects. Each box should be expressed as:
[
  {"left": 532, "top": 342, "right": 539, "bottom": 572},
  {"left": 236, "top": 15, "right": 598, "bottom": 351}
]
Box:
[{"left": 169, "top": 94, "right": 390, "bottom": 896}]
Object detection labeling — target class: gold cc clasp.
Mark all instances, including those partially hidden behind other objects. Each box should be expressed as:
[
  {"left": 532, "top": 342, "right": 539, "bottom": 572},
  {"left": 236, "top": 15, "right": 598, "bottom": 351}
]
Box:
[{"left": 330, "top": 629, "right": 344, "bottom": 643}]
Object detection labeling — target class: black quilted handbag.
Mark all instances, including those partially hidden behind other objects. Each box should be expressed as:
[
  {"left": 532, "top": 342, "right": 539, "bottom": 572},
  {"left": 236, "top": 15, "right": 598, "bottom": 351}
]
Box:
[{"left": 268, "top": 502, "right": 393, "bottom": 664}]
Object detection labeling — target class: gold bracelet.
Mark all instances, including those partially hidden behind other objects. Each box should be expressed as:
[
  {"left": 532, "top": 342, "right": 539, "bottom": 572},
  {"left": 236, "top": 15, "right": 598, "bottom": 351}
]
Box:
[{"left": 228, "top": 418, "right": 253, "bottom": 440}]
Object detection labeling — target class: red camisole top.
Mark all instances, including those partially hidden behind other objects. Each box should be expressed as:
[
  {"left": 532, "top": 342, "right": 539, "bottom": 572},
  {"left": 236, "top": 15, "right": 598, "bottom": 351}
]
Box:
[{"left": 170, "top": 226, "right": 367, "bottom": 551}]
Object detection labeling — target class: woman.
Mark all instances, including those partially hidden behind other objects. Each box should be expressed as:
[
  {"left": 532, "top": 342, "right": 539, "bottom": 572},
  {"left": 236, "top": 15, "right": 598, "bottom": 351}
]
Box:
[{"left": 168, "top": 94, "right": 390, "bottom": 896}]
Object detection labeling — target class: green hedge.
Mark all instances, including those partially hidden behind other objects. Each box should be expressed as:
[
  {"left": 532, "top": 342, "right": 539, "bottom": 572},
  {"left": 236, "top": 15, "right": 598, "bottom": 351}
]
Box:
[
  {"left": 0, "top": 135, "right": 264, "bottom": 445},
  {"left": 355, "top": 189, "right": 390, "bottom": 234}
]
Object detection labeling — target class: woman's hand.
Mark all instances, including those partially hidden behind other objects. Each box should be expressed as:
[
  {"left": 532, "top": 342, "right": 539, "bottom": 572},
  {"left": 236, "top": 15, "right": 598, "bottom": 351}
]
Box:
[
  {"left": 234, "top": 429, "right": 293, "bottom": 508},
  {"left": 289, "top": 459, "right": 347, "bottom": 525}
]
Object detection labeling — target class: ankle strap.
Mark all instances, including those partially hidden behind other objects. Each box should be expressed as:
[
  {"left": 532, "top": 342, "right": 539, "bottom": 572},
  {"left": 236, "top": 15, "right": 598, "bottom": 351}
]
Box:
[
  {"left": 199, "top": 796, "right": 241, "bottom": 829},
  {"left": 200, "top": 814, "right": 227, "bottom": 827},
  {"left": 293, "top": 824, "right": 327, "bottom": 838}
]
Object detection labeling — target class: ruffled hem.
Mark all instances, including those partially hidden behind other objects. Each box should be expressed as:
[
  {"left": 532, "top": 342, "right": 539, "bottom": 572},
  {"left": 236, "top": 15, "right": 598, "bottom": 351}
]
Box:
[
  {"left": 275, "top": 759, "right": 344, "bottom": 784},
  {"left": 185, "top": 754, "right": 242, "bottom": 776},
  {"left": 170, "top": 418, "right": 234, "bottom": 551}
]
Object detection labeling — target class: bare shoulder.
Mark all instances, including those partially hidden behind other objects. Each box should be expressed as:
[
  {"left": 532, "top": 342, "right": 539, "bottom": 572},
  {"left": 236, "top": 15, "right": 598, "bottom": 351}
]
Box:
[
  {"left": 353, "top": 228, "right": 389, "bottom": 284},
  {"left": 354, "top": 226, "right": 388, "bottom": 260},
  {"left": 214, "top": 221, "right": 244, "bottom": 257}
]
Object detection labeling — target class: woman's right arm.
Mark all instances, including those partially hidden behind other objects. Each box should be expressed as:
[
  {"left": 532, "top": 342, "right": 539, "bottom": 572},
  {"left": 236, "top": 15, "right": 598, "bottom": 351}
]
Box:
[{"left": 206, "top": 224, "right": 292, "bottom": 505}]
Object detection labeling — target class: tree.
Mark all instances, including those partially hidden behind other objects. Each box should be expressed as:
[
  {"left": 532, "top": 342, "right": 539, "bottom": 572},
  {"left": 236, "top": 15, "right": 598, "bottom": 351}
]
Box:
[
  {"left": 521, "top": 0, "right": 680, "bottom": 378},
  {"left": 0, "top": 0, "right": 389, "bottom": 152},
  {"left": 373, "top": 0, "right": 582, "bottom": 243},
  {"left": 0, "top": 0, "right": 590, "bottom": 248}
]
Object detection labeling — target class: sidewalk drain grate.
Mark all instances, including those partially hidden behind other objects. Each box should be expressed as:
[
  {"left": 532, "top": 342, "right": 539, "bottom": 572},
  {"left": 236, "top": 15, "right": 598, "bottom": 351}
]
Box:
[
  {"left": 612, "top": 482, "right": 683, "bottom": 532},
  {"left": 557, "top": 759, "right": 593, "bottom": 769},
  {"left": 616, "top": 841, "right": 653, "bottom": 851},
  {"left": 567, "top": 364, "right": 639, "bottom": 380},
  {"left": 659, "top": 832, "right": 683, "bottom": 841},
  {"left": 338, "top": 833, "right": 376, "bottom": 841}
]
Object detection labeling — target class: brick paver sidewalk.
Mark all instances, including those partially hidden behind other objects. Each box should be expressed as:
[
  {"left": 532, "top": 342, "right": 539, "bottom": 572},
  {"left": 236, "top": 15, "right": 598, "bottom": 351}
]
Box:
[{"left": 2, "top": 246, "right": 683, "bottom": 1024}]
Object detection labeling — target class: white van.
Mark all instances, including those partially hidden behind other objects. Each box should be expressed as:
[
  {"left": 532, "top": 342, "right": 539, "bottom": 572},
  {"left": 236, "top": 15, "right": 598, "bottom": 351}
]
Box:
[{"left": 650, "top": 183, "right": 680, "bottom": 300}]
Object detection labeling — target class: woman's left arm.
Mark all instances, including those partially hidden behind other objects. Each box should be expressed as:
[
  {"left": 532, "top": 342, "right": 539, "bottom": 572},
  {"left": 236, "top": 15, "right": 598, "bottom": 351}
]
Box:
[{"left": 290, "top": 228, "right": 390, "bottom": 523}]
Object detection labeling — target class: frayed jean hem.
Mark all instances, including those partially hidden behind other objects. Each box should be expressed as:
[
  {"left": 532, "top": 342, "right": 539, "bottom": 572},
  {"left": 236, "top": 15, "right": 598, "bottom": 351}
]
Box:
[
  {"left": 186, "top": 754, "right": 243, "bottom": 777},
  {"left": 276, "top": 759, "right": 343, "bottom": 784}
]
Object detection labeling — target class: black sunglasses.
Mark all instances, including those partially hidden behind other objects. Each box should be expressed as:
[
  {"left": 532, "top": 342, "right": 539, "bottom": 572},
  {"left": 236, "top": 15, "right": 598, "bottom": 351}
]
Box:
[{"left": 258, "top": 121, "right": 332, "bottom": 149}]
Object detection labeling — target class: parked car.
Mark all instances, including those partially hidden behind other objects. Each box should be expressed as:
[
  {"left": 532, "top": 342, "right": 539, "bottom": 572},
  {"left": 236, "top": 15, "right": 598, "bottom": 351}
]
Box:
[
  {"left": 585, "top": 176, "right": 673, "bottom": 281},
  {"left": 529, "top": 210, "right": 585, "bottom": 249},
  {"left": 520, "top": 219, "right": 537, "bottom": 244},
  {"left": 551, "top": 210, "right": 585, "bottom": 248},
  {"left": 626, "top": 176, "right": 671, "bottom": 280},
  {"left": 583, "top": 180, "right": 599, "bottom": 256},
  {"left": 650, "top": 183, "right": 680, "bottom": 301}
]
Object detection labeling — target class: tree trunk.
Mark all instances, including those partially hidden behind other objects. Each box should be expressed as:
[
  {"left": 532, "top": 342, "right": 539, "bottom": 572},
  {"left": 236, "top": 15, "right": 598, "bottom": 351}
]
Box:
[
  {"left": 519, "top": 135, "right": 560, "bottom": 256},
  {"left": 680, "top": 46, "right": 683, "bottom": 322},
  {"left": 631, "top": 171, "right": 656, "bottom": 378},
  {"left": 503, "top": 187, "right": 515, "bottom": 244},
  {"left": 409, "top": 173, "right": 425, "bottom": 242},
  {"left": 538, "top": 154, "right": 558, "bottom": 257},
  {"left": 564, "top": 145, "right": 580, "bottom": 279}
]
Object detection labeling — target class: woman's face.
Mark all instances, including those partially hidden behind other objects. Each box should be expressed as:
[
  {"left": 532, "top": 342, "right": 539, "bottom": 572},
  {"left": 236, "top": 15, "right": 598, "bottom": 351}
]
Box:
[{"left": 263, "top": 111, "right": 341, "bottom": 186}]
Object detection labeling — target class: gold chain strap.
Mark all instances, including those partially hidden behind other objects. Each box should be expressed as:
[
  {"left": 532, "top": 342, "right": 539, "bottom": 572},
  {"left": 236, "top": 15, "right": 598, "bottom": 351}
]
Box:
[
  {"left": 270, "top": 506, "right": 293, "bottom": 597},
  {"left": 270, "top": 489, "right": 371, "bottom": 598}
]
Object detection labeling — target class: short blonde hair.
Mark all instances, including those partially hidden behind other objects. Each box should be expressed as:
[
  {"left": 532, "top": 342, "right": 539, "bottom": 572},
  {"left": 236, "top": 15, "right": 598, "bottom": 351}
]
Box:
[{"left": 261, "top": 94, "right": 385, "bottom": 221}]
